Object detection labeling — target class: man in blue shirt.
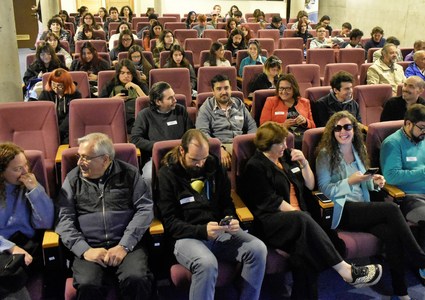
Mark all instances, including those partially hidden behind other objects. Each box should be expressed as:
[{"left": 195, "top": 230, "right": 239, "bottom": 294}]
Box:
[{"left": 265, "top": 15, "right": 287, "bottom": 38}]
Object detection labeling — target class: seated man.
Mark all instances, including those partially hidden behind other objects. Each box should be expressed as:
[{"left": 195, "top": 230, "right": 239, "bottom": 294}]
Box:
[
  {"left": 313, "top": 71, "right": 363, "bottom": 128},
  {"left": 406, "top": 50, "right": 425, "bottom": 80},
  {"left": 56, "top": 133, "right": 154, "bottom": 300},
  {"left": 367, "top": 43, "right": 406, "bottom": 95},
  {"left": 336, "top": 22, "right": 352, "bottom": 37},
  {"left": 381, "top": 104, "right": 425, "bottom": 252},
  {"left": 130, "top": 82, "right": 194, "bottom": 189},
  {"left": 405, "top": 40, "right": 425, "bottom": 62},
  {"left": 372, "top": 36, "right": 403, "bottom": 62},
  {"left": 196, "top": 74, "right": 257, "bottom": 168},
  {"left": 137, "top": 13, "right": 158, "bottom": 39},
  {"left": 265, "top": 15, "right": 287, "bottom": 38},
  {"left": 103, "top": 7, "right": 123, "bottom": 39},
  {"left": 192, "top": 14, "right": 215, "bottom": 38},
  {"left": 381, "top": 76, "right": 425, "bottom": 121},
  {"left": 364, "top": 26, "right": 386, "bottom": 59},
  {"left": 233, "top": 10, "right": 245, "bottom": 25},
  {"left": 224, "top": 28, "right": 247, "bottom": 65},
  {"left": 309, "top": 25, "right": 343, "bottom": 49},
  {"left": 341, "top": 28, "right": 364, "bottom": 49},
  {"left": 156, "top": 129, "right": 267, "bottom": 300}
]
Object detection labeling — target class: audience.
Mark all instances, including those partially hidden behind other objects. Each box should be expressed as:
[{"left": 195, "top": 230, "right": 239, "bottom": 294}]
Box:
[
  {"left": 405, "top": 40, "right": 425, "bottom": 62},
  {"left": 225, "top": 28, "right": 247, "bottom": 64},
  {"left": 103, "top": 7, "right": 122, "bottom": 39},
  {"left": 74, "top": 6, "right": 88, "bottom": 27},
  {"left": 209, "top": 10, "right": 220, "bottom": 28},
  {"left": 265, "top": 15, "right": 287, "bottom": 38},
  {"left": 137, "top": 14, "right": 158, "bottom": 39},
  {"left": 127, "top": 45, "right": 152, "bottom": 85},
  {"left": 203, "top": 42, "right": 231, "bottom": 66},
  {"left": 310, "top": 25, "right": 343, "bottom": 49},
  {"left": 233, "top": 10, "right": 244, "bottom": 25},
  {"left": 192, "top": 14, "right": 214, "bottom": 38},
  {"left": 317, "top": 15, "right": 333, "bottom": 35},
  {"left": 184, "top": 11, "right": 197, "bottom": 29},
  {"left": 291, "top": 10, "right": 313, "bottom": 30},
  {"left": 119, "top": 5, "right": 133, "bottom": 23},
  {"left": 253, "top": 9, "right": 266, "bottom": 29},
  {"left": 143, "top": 20, "right": 162, "bottom": 51},
  {"left": 250, "top": 55, "right": 282, "bottom": 96},
  {"left": 44, "top": 32, "right": 72, "bottom": 68},
  {"left": 152, "top": 29, "right": 179, "bottom": 68},
  {"left": 108, "top": 21, "right": 137, "bottom": 51},
  {"left": 336, "top": 22, "right": 352, "bottom": 37},
  {"left": 364, "top": 26, "right": 386, "bottom": 59},
  {"left": 98, "top": 7, "right": 108, "bottom": 22},
  {"left": 223, "top": 5, "right": 240, "bottom": 22},
  {"left": 372, "top": 36, "right": 403, "bottom": 62},
  {"left": 240, "top": 23, "right": 254, "bottom": 42},
  {"left": 341, "top": 29, "right": 364, "bottom": 49},
  {"left": 239, "top": 40, "right": 267, "bottom": 77},
  {"left": 163, "top": 44, "right": 197, "bottom": 92},
  {"left": 76, "top": 24, "right": 102, "bottom": 41},
  {"left": 74, "top": 12, "right": 103, "bottom": 42},
  {"left": 40, "top": 17, "right": 72, "bottom": 45},
  {"left": 109, "top": 29, "right": 137, "bottom": 66},
  {"left": 225, "top": 17, "right": 238, "bottom": 37},
  {"left": 293, "top": 19, "right": 313, "bottom": 55},
  {"left": 405, "top": 50, "right": 425, "bottom": 80}
]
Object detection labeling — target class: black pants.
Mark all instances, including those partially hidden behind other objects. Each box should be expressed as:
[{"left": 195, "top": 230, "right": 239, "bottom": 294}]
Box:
[
  {"left": 261, "top": 210, "right": 343, "bottom": 300},
  {"left": 72, "top": 243, "right": 154, "bottom": 300},
  {"left": 338, "top": 201, "right": 425, "bottom": 296}
]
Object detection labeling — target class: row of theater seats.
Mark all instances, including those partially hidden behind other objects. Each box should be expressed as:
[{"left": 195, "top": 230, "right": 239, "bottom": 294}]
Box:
[{"left": 5, "top": 96, "right": 405, "bottom": 298}]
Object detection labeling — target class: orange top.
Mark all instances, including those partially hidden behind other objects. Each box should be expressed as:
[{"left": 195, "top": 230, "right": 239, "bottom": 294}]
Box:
[{"left": 277, "top": 161, "right": 301, "bottom": 211}]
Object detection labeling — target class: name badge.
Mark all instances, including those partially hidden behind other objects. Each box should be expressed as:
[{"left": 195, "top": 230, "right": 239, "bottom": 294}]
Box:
[
  {"left": 235, "top": 116, "right": 243, "bottom": 120},
  {"left": 406, "top": 157, "right": 417, "bottom": 162},
  {"left": 275, "top": 111, "right": 285, "bottom": 115},
  {"left": 291, "top": 167, "right": 301, "bottom": 173},
  {"left": 180, "top": 196, "right": 195, "bottom": 205},
  {"left": 167, "top": 120, "right": 178, "bottom": 126},
  {"left": 383, "top": 72, "right": 389, "bottom": 76}
]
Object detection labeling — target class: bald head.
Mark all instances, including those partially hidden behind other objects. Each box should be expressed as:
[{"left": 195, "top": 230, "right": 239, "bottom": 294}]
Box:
[
  {"left": 402, "top": 76, "right": 425, "bottom": 103},
  {"left": 414, "top": 50, "right": 425, "bottom": 71}
]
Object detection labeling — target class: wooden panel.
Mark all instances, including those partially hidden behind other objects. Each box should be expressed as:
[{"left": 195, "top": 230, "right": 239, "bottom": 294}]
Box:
[
  {"left": 14, "top": 0, "right": 39, "bottom": 48},
  {"left": 105, "top": 0, "right": 133, "bottom": 11},
  {"left": 76, "top": 0, "right": 102, "bottom": 14}
]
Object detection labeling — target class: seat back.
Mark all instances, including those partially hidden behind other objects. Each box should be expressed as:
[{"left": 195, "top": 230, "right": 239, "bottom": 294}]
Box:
[
  {"left": 301, "top": 127, "right": 325, "bottom": 174},
  {"left": 25, "top": 150, "right": 49, "bottom": 196},
  {"left": 61, "top": 143, "right": 138, "bottom": 182},
  {"left": 367, "top": 48, "right": 380, "bottom": 63},
  {"left": 196, "top": 91, "right": 244, "bottom": 114},
  {"left": 43, "top": 71, "right": 91, "bottom": 98},
  {"left": 252, "top": 89, "right": 276, "bottom": 126},
  {"left": 338, "top": 48, "right": 366, "bottom": 70},
  {"left": 184, "top": 38, "right": 213, "bottom": 67},
  {"left": 397, "top": 61, "right": 410, "bottom": 72},
  {"left": 132, "top": 17, "right": 148, "bottom": 29},
  {"left": 197, "top": 66, "right": 238, "bottom": 94},
  {"left": 282, "top": 29, "right": 298, "bottom": 38},
  {"left": 136, "top": 23, "right": 149, "bottom": 33},
  {"left": 164, "top": 22, "right": 187, "bottom": 33},
  {"left": 241, "top": 65, "right": 264, "bottom": 100},
  {"left": 360, "top": 37, "right": 371, "bottom": 47},
  {"left": 174, "top": 29, "right": 198, "bottom": 46},
  {"left": 286, "top": 64, "right": 321, "bottom": 96},
  {"left": 278, "top": 37, "right": 303, "bottom": 51},
  {"left": 359, "top": 63, "right": 373, "bottom": 85},
  {"left": 245, "top": 23, "right": 261, "bottom": 35},
  {"left": 135, "top": 94, "right": 187, "bottom": 117},
  {"left": 306, "top": 49, "right": 335, "bottom": 77},
  {"left": 257, "top": 29, "right": 280, "bottom": 48},
  {"left": 149, "top": 68, "right": 192, "bottom": 106},
  {"left": 353, "top": 84, "right": 393, "bottom": 126},
  {"left": 97, "top": 70, "right": 115, "bottom": 95},
  {"left": 69, "top": 99, "right": 127, "bottom": 147},
  {"left": 251, "top": 38, "right": 274, "bottom": 56},
  {"left": 75, "top": 40, "right": 107, "bottom": 54},
  {"left": 158, "top": 16, "right": 177, "bottom": 24},
  {"left": 163, "top": 13, "right": 181, "bottom": 22},
  {"left": 235, "top": 49, "right": 268, "bottom": 76},
  {"left": 74, "top": 52, "right": 111, "bottom": 65},
  {"left": 365, "top": 120, "right": 404, "bottom": 169},
  {"left": 202, "top": 29, "right": 227, "bottom": 42},
  {"left": 331, "top": 29, "right": 342, "bottom": 37},
  {"left": 400, "top": 47, "right": 414, "bottom": 60},
  {"left": 93, "top": 30, "right": 106, "bottom": 40},
  {"left": 323, "top": 63, "right": 359, "bottom": 86},
  {"left": 64, "top": 22, "right": 75, "bottom": 37},
  {"left": 273, "top": 49, "right": 303, "bottom": 71},
  {"left": 305, "top": 86, "right": 332, "bottom": 103}
]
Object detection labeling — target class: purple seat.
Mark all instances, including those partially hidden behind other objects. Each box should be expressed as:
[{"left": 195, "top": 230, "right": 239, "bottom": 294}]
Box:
[
  {"left": 252, "top": 89, "right": 275, "bottom": 126},
  {"left": 93, "top": 30, "right": 106, "bottom": 40},
  {"left": 331, "top": 29, "right": 342, "bottom": 37},
  {"left": 68, "top": 99, "right": 127, "bottom": 147},
  {"left": 273, "top": 49, "right": 303, "bottom": 72},
  {"left": 338, "top": 48, "right": 366, "bottom": 70},
  {"left": 258, "top": 29, "right": 280, "bottom": 48},
  {"left": 305, "top": 86, "right": 332, "bottom": 103},
  {"left": 149, "top": 68, "right": 192, "bottom": 106},
  {"left": 97, "top": 70, "right": 115, "bottom": 95},
  {"left": 323, "top": 63, "right": 359, "bottom": 86},
  {"left": 184, "top": 38, "right": 213, "bottom": 69},
  {"left": 164, "top": 22, "right": 187, "bottom": 33},
  {"left": 199, "top": 50, "right": 232, "bottom": 67},
  {"left": 278, "top": 37, "right": 303, "bottom": 51},
  {"left": 132, "top": 17, "right": 148, "bottom": 30},
  {"left": 43, "top": 71, "right": 90, "bottom": 98},
  {"left": 306, "top": 48, "right": 335, "bottom": 82},
  {"left": 282, "top": 29, "right": 298, "bottom": 38},
  {"left": 246, "top": 23, "right": 261, "bottom": 35},
  {"left": 241, "top": 65, "right": 264, "bottom": 102},
  {"left": 353, "top": 84, "right": 393, "bottom": 126},
  {"left": 286, "top": 64, "right": 321, "bottom": 96},
  {"left": 250, "top": 38, "right": 274, "bottom": 56},
  {"left": 367, "top": 48, "right": 380, "bottom": 63},
  {"left": 397, "top": 61, "right": 411, "bottom": 72},
  {"left": 359, "top": 63, "right": 373, "bottom": 85},
  {"left": 158, "top": 16, "right": 177, "bottom": 24},
  {"left": 197, "top": 66, "right": 237, "bottom": 94},
  {"left": 163, "top": 13, "right": 181, "bottom": 22},
  {"left": 75, "top": 40, "right": 107, "bottom": 53},
  {"left": 174, "top": 29, "right": 198, "bottom": 46},
  {"left": 202, "top": 29, "right": 227, "bottom": 42}
]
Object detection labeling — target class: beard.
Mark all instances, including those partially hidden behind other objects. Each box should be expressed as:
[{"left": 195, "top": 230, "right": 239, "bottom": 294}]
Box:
[
  {"left": 410, "top": 127, "right": 425, "bottom": 143},
  {"left": 182, "top": 158, "right": 205, "bottom": 179}
]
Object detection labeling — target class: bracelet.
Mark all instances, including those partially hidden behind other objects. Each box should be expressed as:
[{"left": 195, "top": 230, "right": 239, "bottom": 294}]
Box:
[{"left": 300, "top": 161, "right": 309, "bottom": 169}]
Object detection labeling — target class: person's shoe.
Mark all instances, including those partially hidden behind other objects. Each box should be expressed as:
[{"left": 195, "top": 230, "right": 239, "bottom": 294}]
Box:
[
  {"left": 349, "top": 264, "right": 382, "bottom": 288},
  {"left": 29, "top": 47, "right": 36, "bottom": 50}
]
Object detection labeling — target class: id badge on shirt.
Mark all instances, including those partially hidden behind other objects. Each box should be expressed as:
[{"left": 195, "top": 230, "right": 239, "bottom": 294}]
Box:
[
  {"left": 180, "top": 196, "right": 195, "bottom": 205},
  {"left": 406, "top": 157, "right": 417, "bottom": 162},
  {"left": 167, "top": 120, "right": 178, "bottom": 126}
]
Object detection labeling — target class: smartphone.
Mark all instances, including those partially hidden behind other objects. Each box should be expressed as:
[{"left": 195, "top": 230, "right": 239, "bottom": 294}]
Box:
[
  {"left": 120, "top": 89, "right": 128, "bottom": 97},
  {"left": 219, "top": 216, "right": 233, "bottom": 226},
  {"left": 364, "top": 167, "right": 379, "bottom": 176},
  {"left": 314, "top": 192, "right": 332, "bottom": 203}
]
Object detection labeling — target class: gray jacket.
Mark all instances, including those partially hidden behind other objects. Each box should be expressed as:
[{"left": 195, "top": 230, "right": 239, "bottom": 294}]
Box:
[{"left": 195, "top": 96, "right": 257, "bottom": 143}]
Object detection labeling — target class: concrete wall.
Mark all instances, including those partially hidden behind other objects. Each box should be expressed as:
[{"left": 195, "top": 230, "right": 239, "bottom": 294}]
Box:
[{"left": 319, "top": 0, "right": 423, "bottom": 48}]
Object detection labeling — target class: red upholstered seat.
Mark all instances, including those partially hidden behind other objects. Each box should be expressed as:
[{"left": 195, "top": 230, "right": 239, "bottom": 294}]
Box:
[
  {"left": 149, "top": 68, "right": 192, "bottom": 104},
  {"left": 164, "top": 22, "right": 186, "bottom": 33},
  {"left": 323, "top": 63, "right": 359, "bottom": 86},
  {"left": 279, "top": 37, "right": 303, "bottom": 51},
  {"left": 202, "top": 29, "right": 227, "bottom": 42},
  {"left": 174, "top": 29, "right": 198, "bottom": 45},
  {"left": 184, "top": 38, "right": 213, "bottom": 69},
  {"left": 338, "top": 48, "right": 366, "bottom": 70},
  {"left": 273, "top": 49, "right": 303, "bottom": 72},
  {"left": 252, "top": 89, "right": 275, "bottom": 126},
  {"left": 75, "top": 40, "right": 107, "bottom": 53},
  {"left": 286, "top": 64, "right": 320, "bottom": 96},
  {"left": 258, "top": 29, "right": 280, "bottom": 48},
  {"left": 43, "top": 71, "right": 91, "bottom": 98},
  {"left": 197, "top": 66, "right": 237, "bottom": 94},
  {"left": 306, "top": 48, "right": 335, "bottom": 81}
]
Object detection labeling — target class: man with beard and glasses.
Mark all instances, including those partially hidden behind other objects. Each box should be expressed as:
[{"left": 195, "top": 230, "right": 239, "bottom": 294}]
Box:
[
  {"left": 381, "top": 76, "right": 425, "bottom": 121},
  {"left": 130, "top": 81, "right": 194, "bottom": 192},
  {"left": 367, "top": 43, "right": 406, "bottom": 96},
  {"left": 196, "top": 74, "right": 257, "bottom": 168},
  {"left": 225, "top": 28, "right": 247, "bottom": 65},
  {"left": 156, "top": 129, "right": 267, "bottom": 300},
  {"left": 381, "top": 104, "right": 425, "bottom": 254}
]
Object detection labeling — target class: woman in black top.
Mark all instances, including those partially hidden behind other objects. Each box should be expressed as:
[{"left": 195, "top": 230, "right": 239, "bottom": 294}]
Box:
[
  {"left": 185, "top": 11, "right": 197, "bottom": 29},
  {"left": 293, "top": 19, "right": 313, "bottom": 56},
  {"left": 164, "top": 44, "right": 197, "bottom": 92},
  {"left": 109, "top": 29, "right": 136, "bottom": 66},
  {"left": 250, "top": 55, "right": 282, "bottom": 97}
]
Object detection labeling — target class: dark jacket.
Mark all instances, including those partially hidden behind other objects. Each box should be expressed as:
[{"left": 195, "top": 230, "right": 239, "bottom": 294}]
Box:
[
  {"left": 156, "top": 153, "right": 237, "bottom": 245},
  {"left": 312, "top": 90, "right": 362, "bottom": 127},
  {"left": 55, "top": 159, "right": 153, "bottom": 258},
  {"left": 38, "top": 89, "right": 82, "bottom": 144},
  {"left": 250, "top": 73, "right": 278, "bottom": 94},
  {"left": 265, "top": 23, "right": 287, "bottom": 38},
  {"left": 381, "top": 95, "right": 425, "bottom": 122},
  {"left": 23, "top": 61, "right": 67, "bottom": 87}
]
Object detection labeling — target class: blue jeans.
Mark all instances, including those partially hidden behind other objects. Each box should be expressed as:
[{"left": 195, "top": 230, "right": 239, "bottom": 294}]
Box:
[{"left": 174, "top": 229, "right": 267, "bottom": 300}]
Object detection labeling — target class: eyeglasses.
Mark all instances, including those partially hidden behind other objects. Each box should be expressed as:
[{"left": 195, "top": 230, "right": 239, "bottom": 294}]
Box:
[
  {"left": 279, "top": 87, "right": 292, "bottom": 92},
  {"left": 51, "top": 82, "right": 64, "bottom": 90},
  {"left": 317, "top": 30, "right": 326, "bottom": 33},
  {"left": 334, "top": 124, "right": 353, "bottom": 132},
  {"left": 131, "top": 55, "right": 141, "bottom": 59},
  {"left": 415, "top": 123, "right": 425, "bottom": 132},
  {"left": 75, "top": 153, "right": 105, "bottom": 163},
  {"left": 122, "top": 38, "right": 132, "bottom": 42}
]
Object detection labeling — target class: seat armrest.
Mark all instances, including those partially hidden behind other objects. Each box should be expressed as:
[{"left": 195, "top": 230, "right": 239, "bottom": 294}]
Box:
[
  {"left": 42, "top": 230, "right": 60, "bottom": 248},
  {"left": 231, "top": 189, "right": 254, "bottom": 222},
  {"left": 312, "top": 191, "right": 334, "bottom": 229},
  {"left": 149, "top": 217, "right": 164, "bottom": 235},
  {"left": 244, "top": 98, "right": 252, "bottom": 107},
  {"left": 382, "top": 183, "right": 405, "bottom": 198},
  {"left": 55, "top": 144, "right": 69, "bottom": 163},
  {"left": 237, "top": 76, "right": 242, "bottom": 84}
]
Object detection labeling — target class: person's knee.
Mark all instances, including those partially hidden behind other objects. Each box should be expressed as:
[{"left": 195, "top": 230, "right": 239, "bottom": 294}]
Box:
[
  {"left": 194, "top": 255, "right": 218, "bottom": 277},
  {"left": 120, "top": 271, "right": 153, "bottom": 295},
  {"left": 247, "top": 238, "right": 267, "bottom": 260}
]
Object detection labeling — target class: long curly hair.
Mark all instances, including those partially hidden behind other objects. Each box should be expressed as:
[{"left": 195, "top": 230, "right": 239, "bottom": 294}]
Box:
[
  {"left": 315, "top": 111, "right": 369, "bottom": 176},
  {"left": 0, "top": 143, "right": 26, "bottom": 208}
]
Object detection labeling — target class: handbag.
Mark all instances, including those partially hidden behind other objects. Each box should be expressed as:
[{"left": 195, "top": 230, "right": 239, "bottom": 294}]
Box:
[{"left": 0, "top": 253, "right": 28, "bottom": 292}]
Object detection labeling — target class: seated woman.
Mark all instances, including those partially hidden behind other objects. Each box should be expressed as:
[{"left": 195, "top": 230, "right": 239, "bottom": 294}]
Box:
[
  {"left": 76, "top": 24, "right": 102, "bottom": 41},
  {"left": 40, "top": 17, "right": 72, "bottom": 45},
  {"left": 203, "top": 42, "right": 231, "bottom": 66},
  {"left": 293, "top": 19, "right": 313, "bottom": 57},
  {"left": 185, "top": 11, "right": 197, "bottom": 29},
  {"left": 127, "top": 45, "right": 152, "bottom": 85},
  {"left": 223, "top": 5, "right": 239, "bottom": 22},
  {"left": 241, "top": 122, "right": 382, "bottom": 300},
  {"left": 152, "top": 29, "right": 179, "bottom": 68},
  {"left": 109, "top": 29, "right": 136, "bottom": 67},
  {"left": 143, "top": 20, "right": 162, "bottom": 51},
  {"left": 45, "top": 32, "right": 72, "bottom": 69},
  {"left": 74, "top": 6, "right": 88, "bottom": 27},
  {"left": 164, "top": 44, "right": 197, "bottom": 94},
  {"left": 240, "top": 23, "right": 253, "bottom": 43},
  {"left": 23, "top": 43, "right": 67, "bottom": 100},
  {"left": 98, "top": 7, "right": 109, "bottom": 23},
  {"left": 59, "top": 10, "right": 75, "bottom": 28},
  {"left": 260, "top": 74, "right": 315, "bottom": 149},
  {"left": 250, "top": 55, "right": 282, "bottom": 97},
  {"left": 38, "top": 69, "right": 81, "bottom": 144},
  {"left": 70, "top": 41, "right": 111, "bottom": 95},
  {"left": 291, "top": 10, "right": 313, "bottom": 30},
  {"left": 316, "top": 111, "right": 425, "bottom": 300},
  {"left": 225, "top": 17, "right": 237, "bottom": 37},
  {"left": 0, "top": 142, "right": 54, "bottom": 299},
  {"left": 74, "top": 12, "right": 103, "bottom": 42},
  {"left": 239, "top": 40, "right": 267, "bottom": 77},
  {"left": 252, "top": 9, "right": 266, "bottom": 29},
  {"left": 108, "top": 21, "right": 137, "bottom": 51},
  {"left": 99, "top": 59, "right": 148, "bottom": 133},
  {"left": 120, "top": 5, "right": 133, "bottom": 23}
]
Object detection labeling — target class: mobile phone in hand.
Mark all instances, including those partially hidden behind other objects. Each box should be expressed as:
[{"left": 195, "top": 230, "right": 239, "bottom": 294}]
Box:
[
  {"left": 219, "top": 216, "right": 233, "bottom": 226},
  {"left": 364, "top": 167, "right": 379, "bottom": 175},
  {"left": 120, "top": 89, "right": 128, "bottom": 96}
]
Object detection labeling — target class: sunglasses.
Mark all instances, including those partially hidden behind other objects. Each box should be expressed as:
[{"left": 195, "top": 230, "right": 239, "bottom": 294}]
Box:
[{"left": 334, "top": 124, "right": 353, "bottom": 132}]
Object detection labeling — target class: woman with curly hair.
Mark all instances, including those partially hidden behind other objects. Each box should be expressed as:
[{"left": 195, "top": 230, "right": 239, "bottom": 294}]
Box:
[
  {"left": 203, "top": 42, "right": 230, "bottom": 66},
  {"left": 120, "top": 5, "right": 133, "bottom": 23},
  {"left": 225, "top": 17, "right": 237, "bottom": 37},
  {"left": 316, "top": 111, "right": 425, "bottom": 300},
  {"left": 253, "top": 9, "right": 266, "bottom": 29},
  {"left": 143, "top": 20, "right": 162, "bottom": 51},
  {"left": 40, "top": 17, "right": 72, "bottom": 45},
  {"left": 240, "top": 23, "right": 253, "bottom": 43}
]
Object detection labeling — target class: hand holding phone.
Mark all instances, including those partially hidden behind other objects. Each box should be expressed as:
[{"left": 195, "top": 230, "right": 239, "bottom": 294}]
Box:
[
  {"left": 364, "top": 167, "right": 379, "bottom": 176},
  {"left": 219, "top": 216, "right": 233, "bottom": 226}
]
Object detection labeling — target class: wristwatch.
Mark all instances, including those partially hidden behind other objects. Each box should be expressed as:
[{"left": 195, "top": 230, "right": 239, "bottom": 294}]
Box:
[{"left": 121, "top": 245, "right": 130, "bottom": 252}]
